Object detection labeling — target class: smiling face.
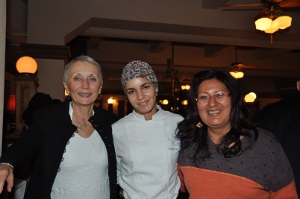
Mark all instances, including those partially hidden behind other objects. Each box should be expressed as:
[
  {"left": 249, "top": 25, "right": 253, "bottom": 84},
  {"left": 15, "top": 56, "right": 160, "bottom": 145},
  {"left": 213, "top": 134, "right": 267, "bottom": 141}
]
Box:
[
  {"left": 197, "top": 78, "right": 232, "bottom": 134},
  {"left": 63, "top": 60, "right": 102, "bottom": 107},
  {"left": 125, "top": 77, "right": 158, "bottom": 120}
]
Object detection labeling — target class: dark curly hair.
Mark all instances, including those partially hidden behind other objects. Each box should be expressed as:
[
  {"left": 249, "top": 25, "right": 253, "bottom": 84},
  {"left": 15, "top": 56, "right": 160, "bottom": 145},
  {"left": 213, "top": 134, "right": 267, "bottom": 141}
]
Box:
[{"left": 176, "top": 69, "right": 258, "bottom": 162}]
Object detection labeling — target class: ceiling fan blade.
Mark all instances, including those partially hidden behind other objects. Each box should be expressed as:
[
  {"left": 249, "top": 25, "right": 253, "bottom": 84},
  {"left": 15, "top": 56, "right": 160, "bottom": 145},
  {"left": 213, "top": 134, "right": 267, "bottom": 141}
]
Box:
[
  {"left": 222, "top": 3, "right": 264, "bottom": 7},
  {"left": 231, "top": 62, "right": 243, "bottom": 67},
  {"left": 230, "top": 62, "right": 259, "bottom": 70},
  {"left": 242, "top": 65, "right": 260, "bottom": 69},
  {"left": 230, "top": 62, "right": 244, "bottom": 71},
  {"left": 229, "top": 48, "right": 260, "bottom": 71},
  {"left": 280, "top": 0, "right": 300, "bottom": 8}
]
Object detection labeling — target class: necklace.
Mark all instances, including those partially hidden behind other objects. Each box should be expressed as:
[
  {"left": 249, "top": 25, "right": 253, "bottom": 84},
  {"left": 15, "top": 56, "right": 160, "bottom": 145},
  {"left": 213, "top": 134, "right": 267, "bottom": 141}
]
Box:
[{"left": 72, "top": 112, "right": 89, "bottom": 132}]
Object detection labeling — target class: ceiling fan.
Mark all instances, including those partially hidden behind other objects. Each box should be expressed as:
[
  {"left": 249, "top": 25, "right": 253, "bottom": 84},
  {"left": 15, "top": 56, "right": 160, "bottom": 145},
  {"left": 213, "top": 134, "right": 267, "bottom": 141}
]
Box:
[
  {"left": 222, "top": 0, "right": 300, "bottom": 26},
  {"left": 230, "top": 48, "right": 259, "bottom": 71},
  {"left": 222, "top": 1, "right": 299, "bottom": 43}
]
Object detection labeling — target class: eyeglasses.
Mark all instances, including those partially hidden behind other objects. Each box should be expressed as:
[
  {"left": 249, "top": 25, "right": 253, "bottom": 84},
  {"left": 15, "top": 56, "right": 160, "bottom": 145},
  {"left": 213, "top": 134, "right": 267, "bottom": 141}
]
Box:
[{"left": 196, "top": 91, "right": 230, "bottom": 104}]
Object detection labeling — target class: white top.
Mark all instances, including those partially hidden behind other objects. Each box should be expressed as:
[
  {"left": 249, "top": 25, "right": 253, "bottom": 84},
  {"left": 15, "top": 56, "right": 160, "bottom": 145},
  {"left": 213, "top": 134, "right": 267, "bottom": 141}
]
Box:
[
  {"left": 112, "top": 105, "right": 183, "bottom": 199},
  {"left": 51, "top": 105, "right": 109, "bottom": 199}
]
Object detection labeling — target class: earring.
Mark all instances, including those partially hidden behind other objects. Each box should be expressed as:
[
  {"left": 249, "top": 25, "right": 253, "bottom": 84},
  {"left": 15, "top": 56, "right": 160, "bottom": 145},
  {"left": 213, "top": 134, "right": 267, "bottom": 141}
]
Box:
[{"left": 196, "top": 122, "right": 203, "bottom": 128}]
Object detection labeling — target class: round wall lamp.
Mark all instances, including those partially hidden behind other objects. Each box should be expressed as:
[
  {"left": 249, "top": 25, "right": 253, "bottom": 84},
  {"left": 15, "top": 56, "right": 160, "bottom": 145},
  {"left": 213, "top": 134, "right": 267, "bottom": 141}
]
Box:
[
  {"left": 244, "top": 92, "right": 257, "bottom": 103},
  {"left": 16, "top": 56, "right": 38, "bottom": 74},
  {"left": 162, "top": 99, "right": 169, "bottom": 105},
  {"left": 107, "top": 97, "right": 115, "bottom": 104},
  {"left": 182, "top": 100, "right": 188, "bottom": 106}
]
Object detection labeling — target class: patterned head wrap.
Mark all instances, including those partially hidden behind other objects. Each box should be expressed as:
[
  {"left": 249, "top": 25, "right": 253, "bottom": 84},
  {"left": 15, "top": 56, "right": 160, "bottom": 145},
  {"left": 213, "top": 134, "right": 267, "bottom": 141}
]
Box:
[{"left": 121, "top": 60, "right": 158, "bottom": 94}]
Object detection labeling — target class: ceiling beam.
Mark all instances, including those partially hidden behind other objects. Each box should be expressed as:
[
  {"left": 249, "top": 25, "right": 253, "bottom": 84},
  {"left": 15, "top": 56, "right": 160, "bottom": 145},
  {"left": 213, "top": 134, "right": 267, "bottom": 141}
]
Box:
[
  {"left": 254, "top": 48, "right": 292, "bottom": 59},
  {"left": 149, "top": 41, "right": 171, "bottom": 53},
  {"left": 202, "top": 0, "right": 228, "bottom": 9},
  {"left": 66, "top": 18, "right": 300, "bottom": 50},
  {"left": 6, "top": 34, "right": 27, "bottom": 44},
  {"left": 88, "top": 37, "right": 102, "bottom": 49},
  {"left": 204, "top": 44, "right": 235, "bottom": 58},
  {"left": 20, "top": 43, "right": 70, "bottom": 60}
]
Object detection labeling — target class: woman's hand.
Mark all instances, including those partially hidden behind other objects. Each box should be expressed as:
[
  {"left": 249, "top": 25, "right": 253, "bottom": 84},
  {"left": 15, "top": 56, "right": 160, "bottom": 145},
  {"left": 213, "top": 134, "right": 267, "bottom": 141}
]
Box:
[{"left": 0, "top": 164, "right": 14, "bottom": 193}]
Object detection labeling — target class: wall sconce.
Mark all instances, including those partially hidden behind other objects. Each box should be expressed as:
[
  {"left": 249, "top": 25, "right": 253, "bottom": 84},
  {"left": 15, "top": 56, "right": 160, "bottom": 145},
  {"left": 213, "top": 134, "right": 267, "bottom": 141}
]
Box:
[
  {"left": 181, "top": 78, "right": 190, "bottom": 90},
  {"left": 162, "top": 99, "right": 169, "bottom": 105},
  {"left": 107, "top": 97, "right": 115, "bottom": 113},
  {"left": 181, "top": 100, "right": 188, "bottom": 106},
  {"left": 230, "top": 71, "right": 244, "bottom": 79},
  {"left": 181, "top": 84, "right": 190, "bottom": 91},
  {"left": 107, "top": 97, "right": 115, "bottom": 104},
  {"left": 7, "top": 95, "right": 16, "bottom": 112},
  {"left": 244, "top": 92, "right": 257, "bottom": 103},
  {"left": 16, "top": 56, "right": 38, "bottom": 74}
]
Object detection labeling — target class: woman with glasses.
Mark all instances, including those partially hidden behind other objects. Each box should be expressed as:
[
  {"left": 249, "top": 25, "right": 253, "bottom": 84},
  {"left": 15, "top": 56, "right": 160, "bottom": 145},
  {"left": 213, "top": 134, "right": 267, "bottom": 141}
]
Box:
[{"left": 176, "top": 69, "right": 297, "bottom": 198}]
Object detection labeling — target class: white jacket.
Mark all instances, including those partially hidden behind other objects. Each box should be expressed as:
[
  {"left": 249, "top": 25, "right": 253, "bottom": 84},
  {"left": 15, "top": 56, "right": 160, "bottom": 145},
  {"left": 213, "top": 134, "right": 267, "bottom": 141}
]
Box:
[{"left": 112, "top": 105, "right": 183, "bottom": 199}]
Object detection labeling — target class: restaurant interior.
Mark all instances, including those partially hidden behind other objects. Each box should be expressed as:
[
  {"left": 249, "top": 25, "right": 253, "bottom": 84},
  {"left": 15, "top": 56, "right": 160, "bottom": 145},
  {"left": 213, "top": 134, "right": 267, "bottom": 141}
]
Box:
[
  {"left": 0, "top": 0, "right": 300, "bottom": 198},
  {"left": 2, "top": 0, "right": 300, "bottom": 143}
]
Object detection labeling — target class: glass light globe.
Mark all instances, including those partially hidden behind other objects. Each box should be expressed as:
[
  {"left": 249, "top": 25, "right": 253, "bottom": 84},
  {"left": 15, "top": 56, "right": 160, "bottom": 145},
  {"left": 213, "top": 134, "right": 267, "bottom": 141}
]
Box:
[{"left": 16, "top": 56, "right": 38, "bottom": 74}]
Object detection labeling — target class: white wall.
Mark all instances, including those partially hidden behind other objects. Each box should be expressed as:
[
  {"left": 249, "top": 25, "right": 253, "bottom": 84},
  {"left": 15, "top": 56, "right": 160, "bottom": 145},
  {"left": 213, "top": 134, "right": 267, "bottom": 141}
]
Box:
[{"left": 36, "top": 59, "right": 65, "bottom": 101}]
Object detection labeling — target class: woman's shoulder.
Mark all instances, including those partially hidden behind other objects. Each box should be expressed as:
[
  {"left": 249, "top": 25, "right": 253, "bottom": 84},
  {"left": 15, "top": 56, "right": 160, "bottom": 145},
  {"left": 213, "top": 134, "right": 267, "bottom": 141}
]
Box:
[
  {"left": 256, "top": 127, "right": 278, "bottom": 142},
  {"left": 93, "top": 105, "right": 112, "bottom": 114},
  {"left": 253, "top": 129, "right": 295, "bottom": 192},
  {"left": 112, "top": 113, "right": 133, "bottom": 128},
  {"left": 158, "top": 109, "right": 184, "bottom": 121},
  {"left": 32, "top": 100, "right": 68, "bottom": 117},
  {"left": 93, "top": 106, "right": 119, "bottom": 123},
  {"left": 253, "top": 127, "right": 283, "bottom": 152}
]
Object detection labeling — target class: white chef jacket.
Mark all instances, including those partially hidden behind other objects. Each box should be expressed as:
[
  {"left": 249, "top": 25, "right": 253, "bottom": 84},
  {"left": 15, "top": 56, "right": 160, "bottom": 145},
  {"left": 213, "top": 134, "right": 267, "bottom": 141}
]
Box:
[{"left": 112, "top": 105, "right": 183, "bottom": 199}]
